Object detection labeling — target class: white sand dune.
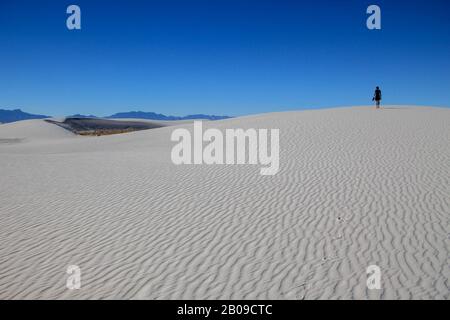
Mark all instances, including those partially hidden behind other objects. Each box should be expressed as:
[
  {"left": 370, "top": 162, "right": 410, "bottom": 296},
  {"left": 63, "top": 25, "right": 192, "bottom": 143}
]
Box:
[
  {"left": 0, "top": 119, "right": 75, "bottom": 142},
  {"left": 0, "top": 106, "right": 448, "bottom": 299}
]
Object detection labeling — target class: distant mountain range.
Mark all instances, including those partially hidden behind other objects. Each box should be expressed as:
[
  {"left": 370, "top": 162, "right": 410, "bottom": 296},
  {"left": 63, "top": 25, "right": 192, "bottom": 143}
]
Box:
[
  {"left": 0, "top": 108, "right": 232, "bottom": 123},
  {"left": 0, "top": 109, "right": 50, "bottom": 123},
  {"left": 106, "top": 111, "right": 231, "bottom": 121}
]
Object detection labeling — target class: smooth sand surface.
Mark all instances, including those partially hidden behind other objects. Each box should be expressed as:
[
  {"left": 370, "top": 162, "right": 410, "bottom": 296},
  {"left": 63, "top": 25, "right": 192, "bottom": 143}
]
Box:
[
  {"left": 0, "top": 106, "right": 448, "bottom": 299},
  {"left": 0, "top": 119, "right": 74, "bottom": 141}
]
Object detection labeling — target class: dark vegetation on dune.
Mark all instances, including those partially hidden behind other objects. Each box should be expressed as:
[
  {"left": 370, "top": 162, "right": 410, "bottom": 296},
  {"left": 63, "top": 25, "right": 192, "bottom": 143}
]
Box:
[{"left": 46, "top": 118, "right": 165, "bottom": 136}]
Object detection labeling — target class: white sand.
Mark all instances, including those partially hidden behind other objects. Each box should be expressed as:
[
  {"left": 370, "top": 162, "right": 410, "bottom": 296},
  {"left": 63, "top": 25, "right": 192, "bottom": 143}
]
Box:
[
  {"left": 0, "top": 119, "right": 74, "bottom": 141},
  {"left": 0, "top": 106, "right": 448, "bottom": 299}
]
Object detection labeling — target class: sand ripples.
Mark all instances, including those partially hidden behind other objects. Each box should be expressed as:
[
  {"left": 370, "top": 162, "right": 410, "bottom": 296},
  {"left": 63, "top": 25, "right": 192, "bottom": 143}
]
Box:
[{"left": 0, "top": 107, "right": 449, "bottom": 299}]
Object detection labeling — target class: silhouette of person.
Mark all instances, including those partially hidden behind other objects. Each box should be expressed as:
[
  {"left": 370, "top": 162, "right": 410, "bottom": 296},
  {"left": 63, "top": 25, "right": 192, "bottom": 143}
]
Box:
[{"left": 373, "top": 86, "right": 382, "bottom": 108}]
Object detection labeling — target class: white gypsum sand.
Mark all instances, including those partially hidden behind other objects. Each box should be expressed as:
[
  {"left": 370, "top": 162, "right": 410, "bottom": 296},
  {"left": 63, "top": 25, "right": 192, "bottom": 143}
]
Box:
[{"left": 0, "top": 106, "right": 448, "bottom": 299}]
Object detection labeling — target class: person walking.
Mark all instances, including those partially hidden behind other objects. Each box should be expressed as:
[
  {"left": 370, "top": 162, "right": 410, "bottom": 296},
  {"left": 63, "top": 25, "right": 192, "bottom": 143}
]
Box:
[{"left": 373, "top": 86, "right": 382, "bottom": 108}]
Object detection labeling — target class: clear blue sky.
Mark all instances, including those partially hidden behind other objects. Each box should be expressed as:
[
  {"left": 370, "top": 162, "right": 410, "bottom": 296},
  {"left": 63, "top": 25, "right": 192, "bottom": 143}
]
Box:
[{"left": 0, "top": 0, "right": 449, "bottom": 116}]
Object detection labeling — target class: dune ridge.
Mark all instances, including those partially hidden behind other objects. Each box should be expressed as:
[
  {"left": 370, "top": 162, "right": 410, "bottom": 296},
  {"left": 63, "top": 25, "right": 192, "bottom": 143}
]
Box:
[{"left": 0, "top": 106, "right": 448, "bottom": 299}]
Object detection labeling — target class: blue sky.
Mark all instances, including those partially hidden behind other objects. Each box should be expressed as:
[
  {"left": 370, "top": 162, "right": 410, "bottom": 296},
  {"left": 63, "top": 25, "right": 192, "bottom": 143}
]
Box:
[{"left": 0, "top": 0, "right": 449, "bottom": 116}]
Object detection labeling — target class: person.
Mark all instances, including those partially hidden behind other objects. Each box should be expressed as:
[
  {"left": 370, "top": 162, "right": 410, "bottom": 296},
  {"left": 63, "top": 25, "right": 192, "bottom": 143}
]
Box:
[{"left": 373, "top": 86, "right": 382, "bottom": 108}]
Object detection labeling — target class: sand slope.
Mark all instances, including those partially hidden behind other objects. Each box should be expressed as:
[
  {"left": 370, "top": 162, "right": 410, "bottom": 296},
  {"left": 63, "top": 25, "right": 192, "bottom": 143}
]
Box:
[
  {"left": 0, "top": 106, "right": 448, "bottom": 299},
  {"left": 0, "top": 118, "right": 74, "bottom": 142}
]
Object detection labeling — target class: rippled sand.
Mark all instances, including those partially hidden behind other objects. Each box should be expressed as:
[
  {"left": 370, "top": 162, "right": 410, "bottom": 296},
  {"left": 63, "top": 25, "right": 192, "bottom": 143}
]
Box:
[{"left": 0, "top": 106, "right": 448, "bottom": 299}]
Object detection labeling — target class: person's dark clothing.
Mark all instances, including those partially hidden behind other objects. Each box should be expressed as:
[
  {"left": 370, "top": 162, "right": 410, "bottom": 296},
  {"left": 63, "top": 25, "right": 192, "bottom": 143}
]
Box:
[{"left": 374, "top": 89, "right": 382, "bottom": 101}]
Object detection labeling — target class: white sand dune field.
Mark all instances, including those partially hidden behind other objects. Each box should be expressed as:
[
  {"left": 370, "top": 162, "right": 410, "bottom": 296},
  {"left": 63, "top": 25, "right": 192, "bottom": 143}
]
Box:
[{"left": 0, "top": 106, "right": 449, "bottom": 299}]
